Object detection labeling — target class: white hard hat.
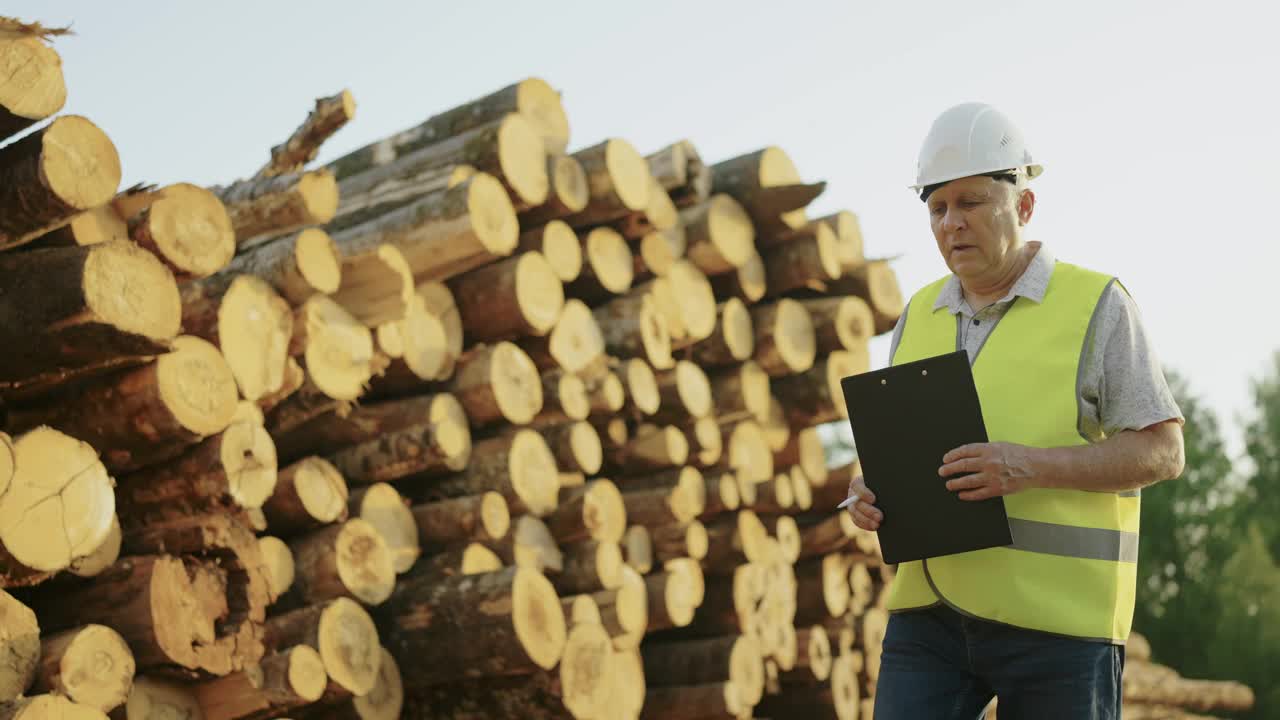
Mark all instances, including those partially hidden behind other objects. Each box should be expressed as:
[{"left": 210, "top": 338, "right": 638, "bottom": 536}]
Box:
[{"left": 911, "top": 102, "right": 1043, "bottom": 196}]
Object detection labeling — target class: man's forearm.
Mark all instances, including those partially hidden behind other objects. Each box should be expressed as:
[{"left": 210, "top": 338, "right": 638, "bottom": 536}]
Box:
[{"left": 1032, "top": 421, "right": 1185, "bottom": 493}]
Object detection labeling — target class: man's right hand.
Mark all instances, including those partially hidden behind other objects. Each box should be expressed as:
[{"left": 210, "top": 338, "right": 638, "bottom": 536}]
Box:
[{"left": 845, "top": 474, "right": 883, "bottom": 531}]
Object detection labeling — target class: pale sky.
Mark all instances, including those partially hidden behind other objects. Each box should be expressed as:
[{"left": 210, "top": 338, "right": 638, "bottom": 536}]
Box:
[{"left": 14, "top": 0, "right": 1279, "bottom": 457}]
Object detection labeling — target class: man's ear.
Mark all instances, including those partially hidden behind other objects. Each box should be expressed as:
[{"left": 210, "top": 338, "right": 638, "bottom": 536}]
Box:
[{"left": 1018, "top": 189, "right": 1036, "bottom": 225}]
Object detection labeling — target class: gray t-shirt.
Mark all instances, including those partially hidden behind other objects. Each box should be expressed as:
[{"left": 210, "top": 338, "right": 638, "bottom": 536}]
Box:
[{"left": 887, "top": 243, "right": 1184, "bottom": 441}]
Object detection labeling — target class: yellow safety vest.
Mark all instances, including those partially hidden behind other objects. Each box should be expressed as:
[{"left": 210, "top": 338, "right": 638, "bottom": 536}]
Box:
[{"left": 884, "top": 260, "right": 1139, "bottom": 643}]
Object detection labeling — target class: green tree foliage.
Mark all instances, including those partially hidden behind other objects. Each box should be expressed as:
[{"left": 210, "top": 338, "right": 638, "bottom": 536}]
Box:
[{"left": 1241, "top": 351, "right": 1280, "bottom": 559}]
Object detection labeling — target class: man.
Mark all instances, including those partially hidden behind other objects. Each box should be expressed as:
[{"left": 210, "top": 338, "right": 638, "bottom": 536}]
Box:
[{"left": 844, "top": 102, "right": 1186, "bottom": 719}]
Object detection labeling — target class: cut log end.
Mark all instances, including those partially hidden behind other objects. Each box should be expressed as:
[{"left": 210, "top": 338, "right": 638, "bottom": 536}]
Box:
[
  {"left": 317, "top": 597, "right": 383, "bottom": 695},
  {"left": 605, "top": 139, "right": 652, "bottom": 212},
  {"left": 623, "top": 525, "right": 653, "bottom": 575},
  {"left": 294, "top": 456, "right": 350, "bottom": 525},
  {"left": 259, "top": 536, "right": 296, "bottom": 601},
  {"left": 467, "top": 171, "right": 521, "bottom": 257},
  {"left": 0, "top": 36, "right": 66, "bottom": 140},
  {"left": 157, "top": 335, "right": 240, "bottom": 436},
  {"left": 514, "top": 78, "right": 571, "bottom": 154},
  {"left": 352, "top": 647, "right": 403, "bottom": 720},
  {"left": 625, "top": 359, "right": 661, "bottom": 416},
  {"left": 583, "top": 227, "right": 635, "bottom": 294},
  {"left": 559, "top": 616, "right": 617, "bottom": 720},
  {"left": 481, "top": 491, "right": 513, "bottom": 541},
  {"left": 546, "top": 299, "right": 606, "bottom": 376},
  {"left": 297, "top": 296, "right": 376, "bottom": 401},
  {"left": 42, "top": 115, "right": 123, "bottom": 211},
  {"left": 509, "top": 429, "right": 562, "bottom": 516},
  {"left": 293, "top": 227, "right": 342, "bottom": 295},
  {"left": 496, "top": 113, "right": 550, "bottom": 206},
  {"left": 37, "top": 624, "right": 135, "bottom": 713},
  {"left": 353, "top": 483, "right": 421, "bottom": 574},
  {"left": 549, "top": 154, "right": 589, "bottom": 213},
  {"left": 540, "top": 219, "right": 584, "bottom": 281},
  {"left": 133, "top": 184, "right": 236, "bottom": 278},
  {"left": 78, "top": 240, "right": 183, "bottom": 348},
  {"left": 0, "top": 427, "right": 115, "bottom": 573},
  {"left": 334, "top": 518, "right": 398, "bottom": 605},
  {"left": 513, "top": 567, "right": 570, "bottom": 671},
  {"left": 517, "top": 252, "right": 566, "bottom": 335},
  {"left": 220, "top": 419, "right": 278, "bottom": 508},
  {"left": 285, "top": 644, "right": 328, "bottom": 702},
  {"left": 755, "top": 299, "right": 817, "bottom": 376},
  {"left": 722, "top": 298, "right": 755, "bottom": 362},
  {"left": 125, "top": 677, "right": 202, "bottom": 720}
]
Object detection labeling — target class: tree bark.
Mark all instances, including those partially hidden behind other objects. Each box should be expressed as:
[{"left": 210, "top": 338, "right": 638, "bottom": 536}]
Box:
[
  {"left": 449, "top": 251, "right": 564, "bottom": 340},
  {"left": 605, "top": 425, "right": 689, "bottom": 471},
  {"left": 679, "top": 194, "right": 755, "bottom": 275},
  {"left": 592, "top": 291, "right": 673, "bottom": 371},
  {"left": 775, "top": 426, "right": 827, "bottom": 494},
  {"left": 324, "top": 394, "right": 472, "bottom": 485},
  {"left": 690, "top": 299, "right": 755, "bottom": 367},
  {"left": 0, "top": 590, "right": 38, "bottom": 702},
  {"left": 709, "top": 251, "right": 767, "bottom": 305},
  {"left": 553, "top": 540, "right": 623, "bottom": 595},
  {"left": 0, "top": 116, "right": 120, "bottom": 250},
  {"left": 683, "top": 416, "right": 724, "bottom": 468},
  {"left": 539, "top": 421, "right": 604, "bottom": 476},
  {"left": 526, "top": 139, "right": 650, "bottom": 227},
  {"left": 750, "top": 299, "right": 817, "bottom": 377},
  {"left": 258, "top": 89, "right": 356, "bottom": 178},
  {"left": 763, "top": 224, "right": 843, "bottom": 297},
  {"left": 797, "top": 296, "right": 874, "bottom": 355},
  {"left": 26, "top": 205, "right": 129, "bottom": 249},
  {"left": 412, "top": 492, "right": 511, "bottom": 547},
  {"left": 0, "top": 241, "right": 179, "bottom": 392},
  {"left": 646, "top": 140, "right": 712, "bottom": 208},
  {"left": 708, "top": 361, "right": 771, "bottom": 425},
  {"left": 260, "top": 456, "right": 350, "bottom": 537},
  {"left": 645, "top": 558, "right": 705, "bottom": 632},
  {"left": 639, "top": 683, "right": 746, "bottom": 720},
  {"left": 651, "top": 360, "right": 713, "bottom": 421},
  {"left": 377, "top": 566, "right": 566, "bottom": 688},
  {"left": 516, "top": 220, "right": 582, "bottom": 282},
  {"left": 642, "top": 635, "right": 765, "bottom": 706},
  {"left": 700, "top": 471, "right": 741, "bottom": 519},
  {"left": 824, "top": 259, "right": 905, "bottom": 335},
  {"left": 773, "top": 349, "right": 868, "bottom": 426},
  {"left": 651, "top": 520, "right": 709, "bottom": 563}
]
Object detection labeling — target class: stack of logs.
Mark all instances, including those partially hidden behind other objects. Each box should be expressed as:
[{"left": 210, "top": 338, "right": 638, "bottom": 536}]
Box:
[{"left": 0, "top": 15, "right": 1255, "bottom": 720}]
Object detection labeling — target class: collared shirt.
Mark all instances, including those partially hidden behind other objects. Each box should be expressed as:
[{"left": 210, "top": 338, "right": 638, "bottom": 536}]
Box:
[{"left": 887, "top": 243, "right": 1183, "bottom": 441}]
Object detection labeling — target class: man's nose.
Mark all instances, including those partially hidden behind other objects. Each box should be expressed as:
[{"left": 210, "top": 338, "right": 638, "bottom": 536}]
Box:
[{"left": 943, "top": 206, "right": 966, "bottom": 232}]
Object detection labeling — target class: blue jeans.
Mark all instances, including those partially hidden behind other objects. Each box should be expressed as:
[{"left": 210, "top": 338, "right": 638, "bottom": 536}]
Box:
[{"left": 873, "top": 605, "right": 1125, "bottom": 720}]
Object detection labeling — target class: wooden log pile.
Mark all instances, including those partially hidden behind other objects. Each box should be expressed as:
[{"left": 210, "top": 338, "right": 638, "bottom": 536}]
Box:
[{"left": 0, "top": 15, "right": 1254, "bottom": 720}]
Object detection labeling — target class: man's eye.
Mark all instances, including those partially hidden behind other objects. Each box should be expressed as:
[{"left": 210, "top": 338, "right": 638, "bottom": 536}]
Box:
[{"left": 930, "top": 205, "right": 946, "bottom": 216}]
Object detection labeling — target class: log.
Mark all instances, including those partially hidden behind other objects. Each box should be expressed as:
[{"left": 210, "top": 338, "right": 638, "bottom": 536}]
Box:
[
  {"left": 690, "top": 298, "right": 755, "bottom": 367},
  {"left": 179, "top": 273, "right": 293, "bottom": 402},
  {"left": 708, "top": 361, "right": 771, "bottom": 424},
  {"left": 639, "top": 683, "right": 746, "bottom": 720},
  {"left": 775, "top": 426, "right": 828, "bottom": 490},
  {"left": 825, "top": 259, "right": 905, "bottom": 335},
  {"left": 612, "top": 174, "right": 679, "bottom": 239},
  {"left": 538, "top": 419, "right": 605, "bottom": 482},
  {"left": 0, "top": 32, "right": 65, "bottom": 142},
  {"left": 527, "top": 153, "right": 590, "bottom": 218},
  {"left": 287, "top": 518, "right": 396, "bottom": 606},
  {"left": 620, "top": 358, "right": 661, "bottom": 416},
  {"left": 323, "top": 394, "right": 472, "bottom": 487},
  {"left": 554, "top": 540, "right": 624, "bottom": 594},
  {"left": 412, "top": 492, "right": 511, "bottom": 547},
  {"left": 0, "top": 116, "right": 120, "bottom": 250},
  {"left": 259, "top": 457, "right": 350, "bottom": 536},
  {"left": 0, "top": 695, "right": 110, "bottom": 720},
  {"left": 798, "top": 296, "right": 875, "bottom": 355},
  {"left": 528, "top": 139, "right": 650, "bottom": 227},
  {"left": 593, "top": 291, "right": 674, "bottom": 371},
  {"left": 31, "top": 625, "right": 134, "bottom": 712},
  {"left": 0, "top": 590, "right": 38, "bottom": 702},
  {"left": 679, "top": 194, "right": 755, "bottom": 275},
  {"left": 651, "top": 520, "right": 709, "bottom": 563},
  {"left": 618, "top": 469, "right": 705, "bottom": 527},
  {"left": 638, "top": 226, "right": 686, "bottom": 278},
  {"left": 116, "top": 417, "right": 277, "bottom": 522},
  {"left": 424, "top": 429, "right": 560, "bottom": 517},
  {"left": 709, "top": 146, "right": 812, "bottom": 230},
  {"left": 377, "top": 566, "right": 567, "bottom": 687},
  {"left": 709, "top": 250, "right": 766, "bottom": 305},
  {"left": 516, "top": 220, "right": 582, "bottom": 282},
  {"left": 449, "top": 251, "right": 564, "bottom": 340},
  {"left": 258, "top": 535, "right": 296, "bottom": 601},
  {"left": 0, "top": 428, "right": 114, "bottom": 579},
  {"left": 788, "top": 465, "right": 814, "bottom": 512},
  {"left": 214, "top": 170, "right": 339, "bottom": 245},
  {"left": 258, "top": 89, "right": 356, "bottom": 177},
  {"left": 261, "top": 597, "right": 382, "bottom": 695},
  {"left": 329, "top": 242, "right": 415, "bottom": 327},
  {"left": 701, "top": 472, "right": 741, "bottom": 519},
  {"left": 650, "top": 260, "right": 718, "bottom": 346},
  {"left": 716, "top": 420, "right": 774, "bottom": 484},
  {"left": 774, "top": 348, "right": 868, "bottom": 426},
  {"left": 590, "top": 572, "right": 650, "bottom": 644},
  {"left": 645, "top": 558, "right": 706, "bottom": 631},
  {"left": 6, "top": 336, "right": 237, "bottom": 472},
  {"left": 257, "top": 357, "right": 306, "bottom": 417},
  {"left": 542, "top": 476, "right": 622, "bottom": 538},
  {"left": 606, "top": 425, "right": 689, "bottom": 471},
  {"left": 190, "top": 645, "right": 327, "bottom": 720},
  {"left": 520, "top": 299, "right": 607, "bottom": 376},
  {"left": 327, "top": 172, "right": 518, "bottom": 284},
  {"left": 622, "top": 524, "right": 653, "bottom": 575},
  {"left": 372, "top": 288, "right": 458, "bottom": 384},
  {"left": 446, "top": 341, "right": 543, "bottom": 426},
  {"left": 760, "top": 394, "right": 791, "bottom": 453},
  {"left": 25, "top": 205, "right": 129, "bottom": 249},
  {"left": 583, "top": 371, "right": 625, "bottom": 418},
  {"left": 275, "top": 391, "right": 468, "bottom": 466},
  {"left": 567, "top": 227, "right": 634, "bottom": 301},
  {"left": 311, "top": 645, "right": 404, "bottom": 720},
  {"left": 652, "top": 360, "right": 713, "bottom": 421},
  {"left": 701, "top": 511, "right": 772, "bottom": 570},
  {"left": 794, "top": 554, "right": 852, "bottom": 622},
  {"left": 122, "top": 183, "right": 236, "bottom": 280},
  {"left": 647, "top": 140, "right": 712, "bottom": 208},
  {"left": 750, "top": 299, "right": 816, "bottom": 377},
  {"left": 327, "top": 79, "right": 567, "bottom": 179},
  {"left": 642, "top": 635, "right": 765, "bottom": 706},
  {"left": 684, "top": 416, "right": 724, "bottom": 468},
  {"left": 763, "top": 223, "right": 843, "bottom": 297},
  {"left": 68, "top": 513, "right": 122, "bottom": 579},
  {"left": 0, "top": 241, "right": 178, "bottom": 392},
  {"left": 796, "top": 513, "right": 861, "bottom": 560},
  {"left": 118, "top": 676, "right": 202, "bottom": 720},
  {"left": 756, "top": 652, "right": 860, "bottom": 720},
  {"left": 334, "top": 113, "right": 548, "bottom": 216},
  {"left": 419, "top": 542, "right": 505, "bottom": 580},
  {"left": 534, "top": 371, "right": 591, "bottom": 423},
  {"left": 401, "top": 673, "right": 580, "bottom": 720},
  {"left": 750, "top": 474, "right": 795, "bottom": 515},
  {"left": 225, "top": 228, "right": 341, "bottom": 306},
  {"left": 290, "top": 296, "right": 378, "bottom": 401},
  {"left": 348, "top": 483, "right": 421, "bottom": 574}
]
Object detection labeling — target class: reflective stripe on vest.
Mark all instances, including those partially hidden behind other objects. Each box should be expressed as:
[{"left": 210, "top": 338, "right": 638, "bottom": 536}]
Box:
[{"left": 883, "top": 260, "right": 1138, "bottom": 643}]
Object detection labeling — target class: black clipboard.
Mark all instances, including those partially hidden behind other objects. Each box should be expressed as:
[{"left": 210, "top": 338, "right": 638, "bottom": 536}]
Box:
[{"left": 839, "top": 350, "right": 1011, "bottom": 565}]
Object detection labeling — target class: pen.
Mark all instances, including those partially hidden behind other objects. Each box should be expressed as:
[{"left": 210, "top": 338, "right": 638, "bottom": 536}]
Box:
[{"left": 837, "top": 496, "right": 856, "bottom": 510}]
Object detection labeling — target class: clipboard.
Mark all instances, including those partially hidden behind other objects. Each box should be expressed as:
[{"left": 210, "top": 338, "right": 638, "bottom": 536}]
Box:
[{"left": 839, "top": 350, "right": 1011, "bottom": 565}]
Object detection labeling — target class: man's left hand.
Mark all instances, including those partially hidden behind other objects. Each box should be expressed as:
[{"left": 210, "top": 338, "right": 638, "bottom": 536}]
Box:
[{"left": 939, "top": 442, "right": 1040, "bottom": 501}]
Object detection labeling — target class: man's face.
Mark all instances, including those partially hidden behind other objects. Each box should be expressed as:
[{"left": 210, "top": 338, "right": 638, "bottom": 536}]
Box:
[{"left": 927, "top": 175, "right": 1034, "bottom": 281}]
